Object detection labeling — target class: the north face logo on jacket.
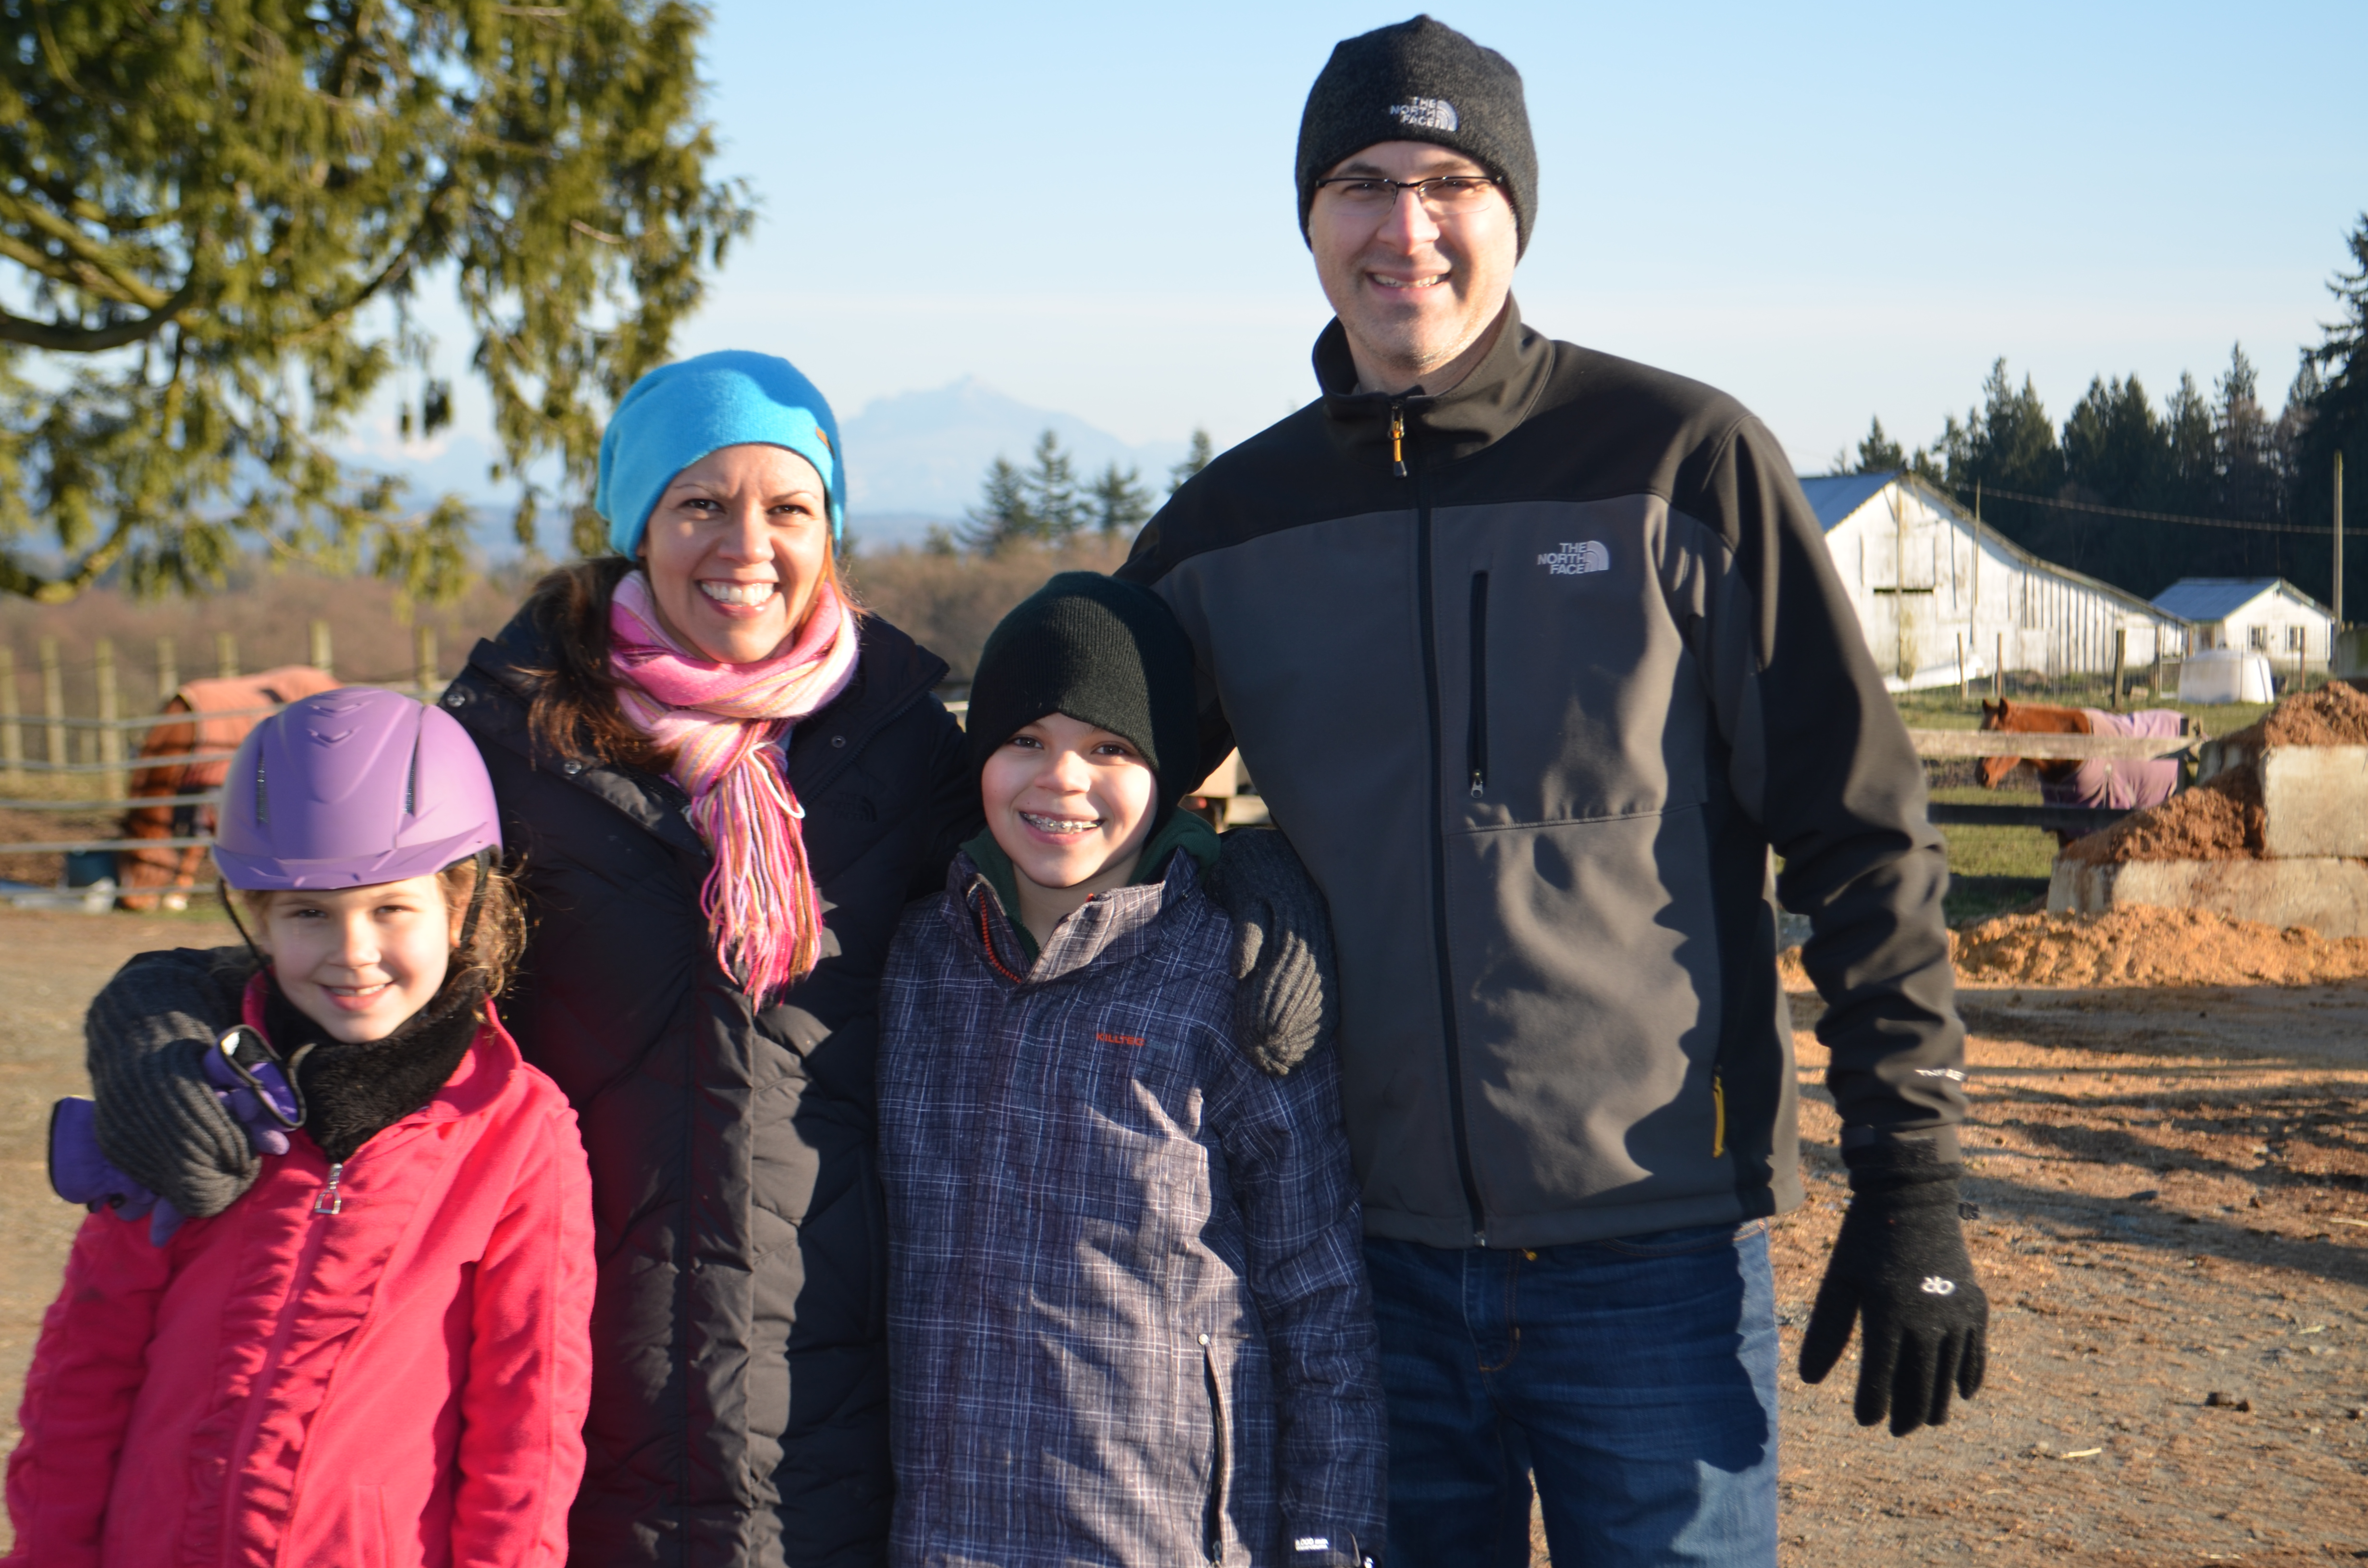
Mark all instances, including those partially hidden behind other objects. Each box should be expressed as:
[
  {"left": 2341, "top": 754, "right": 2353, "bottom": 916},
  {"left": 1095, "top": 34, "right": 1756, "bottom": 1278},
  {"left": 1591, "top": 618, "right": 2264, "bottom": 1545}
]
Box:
[
  {"left": 1537, "top": 541, "right": 1609, "bottom": 576},
  {"left": 1388, "top": 97, "right": 1458, "bottom": 132}
]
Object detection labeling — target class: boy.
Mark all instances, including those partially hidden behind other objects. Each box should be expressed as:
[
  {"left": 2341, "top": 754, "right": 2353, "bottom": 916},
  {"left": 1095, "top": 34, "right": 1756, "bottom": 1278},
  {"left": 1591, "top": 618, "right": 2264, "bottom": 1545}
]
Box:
[{"left": 877, "top": 573, "right": 1383, "bottom": 1568}]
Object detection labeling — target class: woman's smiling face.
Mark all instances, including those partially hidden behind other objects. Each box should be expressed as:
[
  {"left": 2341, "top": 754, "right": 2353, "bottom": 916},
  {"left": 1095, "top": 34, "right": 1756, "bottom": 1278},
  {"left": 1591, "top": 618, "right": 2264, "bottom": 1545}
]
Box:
[{"left": 637, "top": 443, "right": 834, "bottom": 664}]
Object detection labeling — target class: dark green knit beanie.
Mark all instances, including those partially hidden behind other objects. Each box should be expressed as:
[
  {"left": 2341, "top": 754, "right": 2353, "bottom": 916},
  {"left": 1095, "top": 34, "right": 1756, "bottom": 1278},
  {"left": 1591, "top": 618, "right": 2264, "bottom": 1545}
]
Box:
[{"left": 966, "top": 572, "right": 1202, "bottom": 818}]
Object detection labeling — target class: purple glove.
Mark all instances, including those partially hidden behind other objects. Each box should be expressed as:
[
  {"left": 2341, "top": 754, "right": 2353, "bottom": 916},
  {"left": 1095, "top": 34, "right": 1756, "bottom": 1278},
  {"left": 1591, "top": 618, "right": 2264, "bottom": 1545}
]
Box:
[
  {"left": 49, "top": 1027, "right": 305, "bottom": 1248},
  {"left": 49, "top": 1097, "right": 187, "bottom": 1242},
  {"left": 50, "top": 1096, "right": 161, "bottom": 1218},
  {"left": 203, "top": 1026, "right": 303, "bottom": 1158}
]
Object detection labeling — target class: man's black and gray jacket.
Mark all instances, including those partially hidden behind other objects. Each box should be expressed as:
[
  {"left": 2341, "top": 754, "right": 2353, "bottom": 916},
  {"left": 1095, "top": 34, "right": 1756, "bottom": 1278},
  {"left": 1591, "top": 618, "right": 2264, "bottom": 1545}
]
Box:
[{"left": 1119, "top": 300, "right": 1968, "bottom": 1251}]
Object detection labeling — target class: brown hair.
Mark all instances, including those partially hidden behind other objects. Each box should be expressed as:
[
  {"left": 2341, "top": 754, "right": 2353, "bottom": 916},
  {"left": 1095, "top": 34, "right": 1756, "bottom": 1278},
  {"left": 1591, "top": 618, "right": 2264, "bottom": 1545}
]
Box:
[
  {"left": 517, "top": 550, "right": 862, "bottom": 773},
  {"left": 236, "top": 857, "right": 528, "bottom": 998}
]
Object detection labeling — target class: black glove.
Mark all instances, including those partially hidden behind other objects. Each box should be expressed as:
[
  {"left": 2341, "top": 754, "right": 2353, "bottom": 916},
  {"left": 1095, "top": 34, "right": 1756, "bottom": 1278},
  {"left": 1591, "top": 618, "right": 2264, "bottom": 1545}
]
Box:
[
  {"left": 85, "top": 946, "right": 260, "bottom": 1220},
  {"left": 1202, "top": 827, "right": 1339, "bottom": 1078},
  {"left": 1798, "top": 1145, "right": 1988, "bottom": 1435}
]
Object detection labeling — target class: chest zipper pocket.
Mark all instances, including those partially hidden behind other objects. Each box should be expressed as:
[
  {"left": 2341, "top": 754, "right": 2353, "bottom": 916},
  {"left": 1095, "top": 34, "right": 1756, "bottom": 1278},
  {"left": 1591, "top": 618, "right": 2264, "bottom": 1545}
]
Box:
[
  {"left": 1200, "top": 1334, "right": 1228, "bottom": 1565},
  {"left": 1467, "top": 572, "right": 1490, "bottom": 798}
]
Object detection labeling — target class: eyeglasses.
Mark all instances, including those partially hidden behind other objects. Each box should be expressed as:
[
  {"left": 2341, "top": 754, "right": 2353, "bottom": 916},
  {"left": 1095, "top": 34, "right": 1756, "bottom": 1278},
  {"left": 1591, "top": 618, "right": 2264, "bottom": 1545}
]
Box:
[{"left": 1311, "top": 175, "right": 1500, "bottom": 215}]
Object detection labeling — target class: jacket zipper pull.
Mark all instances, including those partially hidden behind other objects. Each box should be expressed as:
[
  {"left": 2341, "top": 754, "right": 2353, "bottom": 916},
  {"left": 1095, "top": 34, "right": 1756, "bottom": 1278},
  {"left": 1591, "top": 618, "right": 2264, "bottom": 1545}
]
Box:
[
  {"left": 313, "top": 1161, "right": 345, "bottom": 1217},
  {"left": 1389, "top": 405, "right": 1407, "bottom": 479}
]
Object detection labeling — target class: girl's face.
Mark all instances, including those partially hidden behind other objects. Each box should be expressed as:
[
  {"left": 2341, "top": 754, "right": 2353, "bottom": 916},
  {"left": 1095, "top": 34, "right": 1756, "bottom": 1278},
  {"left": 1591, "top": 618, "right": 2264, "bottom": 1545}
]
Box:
[
  {"left": 637, "top": 442, "right": 834, "bottom": 665},
  {"left": 980, "top": 714, "right": 1159, "bottom": 895},
  {"left": 253, "top": 875, "right": 454, "bottom": 1043}
]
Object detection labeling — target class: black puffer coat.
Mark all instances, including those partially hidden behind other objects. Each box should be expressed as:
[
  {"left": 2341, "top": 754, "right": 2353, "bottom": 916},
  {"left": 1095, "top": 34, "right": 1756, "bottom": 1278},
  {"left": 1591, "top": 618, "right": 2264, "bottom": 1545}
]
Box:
[{"left": 441, "top": 605, "right": 973, "bottom": 1566}]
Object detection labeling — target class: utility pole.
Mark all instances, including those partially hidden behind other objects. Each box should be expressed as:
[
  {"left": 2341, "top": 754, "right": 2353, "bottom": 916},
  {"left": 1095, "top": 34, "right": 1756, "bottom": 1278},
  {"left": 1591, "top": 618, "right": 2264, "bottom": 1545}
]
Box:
[{"left": 2336, "top": 450, "right": 2345, "bottom": 632}]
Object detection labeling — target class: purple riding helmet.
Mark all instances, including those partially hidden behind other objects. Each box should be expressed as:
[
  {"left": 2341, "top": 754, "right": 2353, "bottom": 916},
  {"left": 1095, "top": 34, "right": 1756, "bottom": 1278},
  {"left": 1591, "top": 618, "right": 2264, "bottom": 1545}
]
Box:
[
  {"left": 212, "top": 685, "right": 500, "bottom": 888},
  {"left": 53, "top": 688, "right": 503, "bottom": 1243}
]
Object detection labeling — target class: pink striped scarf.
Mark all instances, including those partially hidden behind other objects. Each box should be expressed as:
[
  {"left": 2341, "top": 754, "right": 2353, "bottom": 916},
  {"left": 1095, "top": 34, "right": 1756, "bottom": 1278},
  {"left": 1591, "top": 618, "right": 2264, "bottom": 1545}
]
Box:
[{"left": 608, "top": 571, "right": 860, "bottom": 1001}]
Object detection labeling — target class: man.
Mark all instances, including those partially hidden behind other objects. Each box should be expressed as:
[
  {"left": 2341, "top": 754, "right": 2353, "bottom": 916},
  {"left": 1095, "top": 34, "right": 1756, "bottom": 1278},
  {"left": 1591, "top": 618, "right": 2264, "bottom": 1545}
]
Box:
[{"left": 1121, "top": 16, "right": 1987, "bottom": 1566}]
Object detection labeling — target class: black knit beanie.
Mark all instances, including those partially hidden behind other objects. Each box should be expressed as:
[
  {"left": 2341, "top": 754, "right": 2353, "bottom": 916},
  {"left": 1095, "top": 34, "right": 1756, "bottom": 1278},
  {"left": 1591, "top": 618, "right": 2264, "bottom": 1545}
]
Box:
[
  {"left": 966, "top": 572, "right": 1202, "bottom": 819},
  {"left": 1296, "top": 14, "right": 1537, "bottom": 256}
]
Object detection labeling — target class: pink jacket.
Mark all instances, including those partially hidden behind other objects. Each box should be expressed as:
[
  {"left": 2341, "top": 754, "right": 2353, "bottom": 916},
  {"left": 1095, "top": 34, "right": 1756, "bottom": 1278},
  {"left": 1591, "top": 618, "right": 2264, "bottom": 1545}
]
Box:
[{"left": 4, "top": 989, "right": 595, "bottom": 1568}]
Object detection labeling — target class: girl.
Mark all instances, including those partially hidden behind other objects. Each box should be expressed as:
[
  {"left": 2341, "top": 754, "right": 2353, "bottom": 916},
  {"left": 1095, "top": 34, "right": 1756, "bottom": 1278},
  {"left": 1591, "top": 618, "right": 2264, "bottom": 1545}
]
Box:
[{"left": 5, "top": 686, "right": 594, "bottom": 1568}]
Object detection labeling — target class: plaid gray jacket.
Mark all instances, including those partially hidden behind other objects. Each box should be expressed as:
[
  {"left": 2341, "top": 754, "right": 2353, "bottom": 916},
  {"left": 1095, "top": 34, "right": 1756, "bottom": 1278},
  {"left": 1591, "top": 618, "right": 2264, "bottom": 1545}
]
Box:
[{"left": 879, "top": 847, "right": 1384, "bottom": 1568}]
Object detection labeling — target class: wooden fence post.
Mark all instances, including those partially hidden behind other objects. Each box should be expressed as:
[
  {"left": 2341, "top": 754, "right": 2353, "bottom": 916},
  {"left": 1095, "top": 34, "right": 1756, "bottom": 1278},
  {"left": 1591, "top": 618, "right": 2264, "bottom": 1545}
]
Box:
[
  {"left": 156, "top": 636, "right": 179, "bottom": 706},
  {"left": 1994, "top": 632, "right": 2004, "bottom": 700},
  {"left": 310, "top": 619, "right": 333, "bottom": 676},
  {"left": 39, "top": 637, "right": 64, "bottom": 769},
  {"left": 414, "top": 625, "right": 438, "bottom": 697},
  {"left": 216, "top": 631, "right": 238, "bottom": 680},
  {"left": 1956, "top": 633, "right": 1966, "bottom": 700},
  {"left": 2111, "top": 627, "right": 2127, "bottom": 710},
  {"left": 95, "top": 637, "right": 124, "bottom": 801},
  {"left": 0, "top": 645, "right": 20, "bottom": 786}
]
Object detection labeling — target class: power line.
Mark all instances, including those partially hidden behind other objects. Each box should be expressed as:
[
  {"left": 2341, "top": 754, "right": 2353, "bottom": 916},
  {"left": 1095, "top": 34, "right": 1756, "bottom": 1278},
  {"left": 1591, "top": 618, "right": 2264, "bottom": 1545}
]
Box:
[{"left": 1964, "top": 484, "right": 2367, "bottom": 538}]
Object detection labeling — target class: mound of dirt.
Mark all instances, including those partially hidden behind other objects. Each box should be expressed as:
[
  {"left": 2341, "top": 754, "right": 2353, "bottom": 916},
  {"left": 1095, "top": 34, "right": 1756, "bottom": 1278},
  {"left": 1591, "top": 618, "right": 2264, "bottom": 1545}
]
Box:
[
  {"left": 1949, "top": 905, "right": 2368, "bottom": 988},
  {"left": 2060, "top": 767, "right": 2263, "bottom": 863},
  {"left": 2220, "top": 676, "right": 2368, "bottom": 750}
]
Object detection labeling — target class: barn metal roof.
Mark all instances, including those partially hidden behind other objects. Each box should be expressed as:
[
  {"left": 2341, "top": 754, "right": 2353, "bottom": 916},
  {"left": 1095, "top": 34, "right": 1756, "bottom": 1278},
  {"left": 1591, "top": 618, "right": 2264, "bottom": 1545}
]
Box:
[
  {"left": 1791, "top": 470, "right": 2186, "bottom": 624},
  {"left": 1796, "top": 472, "right": 1898, "bottom": 531},
  {"left": 2149, "top": 577, "right": 2330, "bottom": 622}
]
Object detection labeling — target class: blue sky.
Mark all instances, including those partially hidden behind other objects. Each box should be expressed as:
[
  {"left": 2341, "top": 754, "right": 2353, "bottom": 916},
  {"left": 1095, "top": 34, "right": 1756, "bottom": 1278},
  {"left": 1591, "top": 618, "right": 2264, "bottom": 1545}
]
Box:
[{"left": 365, "top": 0, "right": 2368, "bottom": 508}]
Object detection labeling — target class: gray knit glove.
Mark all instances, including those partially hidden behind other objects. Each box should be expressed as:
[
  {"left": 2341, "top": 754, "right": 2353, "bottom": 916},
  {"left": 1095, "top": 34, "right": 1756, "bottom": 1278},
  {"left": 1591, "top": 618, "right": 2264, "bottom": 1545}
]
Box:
[
  {"left": 85, "top": 947, "right": 260, "bottom": 1219},
  {"left": 1204, "top": 827, "right": 1338, "bottom": 1078}
]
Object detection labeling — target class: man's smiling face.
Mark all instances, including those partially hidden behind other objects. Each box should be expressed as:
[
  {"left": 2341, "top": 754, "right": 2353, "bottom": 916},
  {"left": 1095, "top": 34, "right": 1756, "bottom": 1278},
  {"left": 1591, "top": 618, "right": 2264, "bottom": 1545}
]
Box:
[{"left": 1307, "top": 140, "right": 1519, "bottom": 394}]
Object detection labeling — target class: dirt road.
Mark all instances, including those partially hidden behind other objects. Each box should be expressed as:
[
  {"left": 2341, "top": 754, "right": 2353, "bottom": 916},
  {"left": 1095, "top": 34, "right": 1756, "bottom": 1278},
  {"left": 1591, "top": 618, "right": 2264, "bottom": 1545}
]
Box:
[{"left": 3, "top": 908, "right": 2364, "bottom": 1562}]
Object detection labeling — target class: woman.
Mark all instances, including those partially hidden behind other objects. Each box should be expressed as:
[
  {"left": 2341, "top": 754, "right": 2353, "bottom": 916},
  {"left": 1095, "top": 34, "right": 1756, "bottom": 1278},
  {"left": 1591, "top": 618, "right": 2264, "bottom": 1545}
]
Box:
[{"left": 77, "top": 351, "right": 1332, "bottom": 1568}]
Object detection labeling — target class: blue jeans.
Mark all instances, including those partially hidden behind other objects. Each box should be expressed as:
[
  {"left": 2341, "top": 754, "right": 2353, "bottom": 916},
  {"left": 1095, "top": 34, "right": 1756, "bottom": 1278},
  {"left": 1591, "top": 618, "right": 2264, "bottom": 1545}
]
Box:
[{"left": 1366, "top": 1222, "right": 1779, "bottom": 1568}]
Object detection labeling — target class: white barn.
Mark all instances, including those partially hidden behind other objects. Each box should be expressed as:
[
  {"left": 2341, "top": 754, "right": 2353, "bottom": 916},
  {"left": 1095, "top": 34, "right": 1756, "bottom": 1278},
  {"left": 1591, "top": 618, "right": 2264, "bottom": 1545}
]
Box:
[
  {"left": 1797, "top": 472, "right": 2191, "bottom": 692},
  {"left": 2149, "top": 578, "right": 2336, "bottom": 671}
]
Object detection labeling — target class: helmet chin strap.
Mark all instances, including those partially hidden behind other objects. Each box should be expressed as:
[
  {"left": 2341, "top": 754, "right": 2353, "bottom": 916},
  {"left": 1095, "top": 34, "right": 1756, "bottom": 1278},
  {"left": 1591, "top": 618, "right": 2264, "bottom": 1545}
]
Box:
[
  {"left": 452, "top": 848, "right": 494, "bottom": 978},
  {"left": 218, "top": 882, "right": 270, "bottom": 975}
]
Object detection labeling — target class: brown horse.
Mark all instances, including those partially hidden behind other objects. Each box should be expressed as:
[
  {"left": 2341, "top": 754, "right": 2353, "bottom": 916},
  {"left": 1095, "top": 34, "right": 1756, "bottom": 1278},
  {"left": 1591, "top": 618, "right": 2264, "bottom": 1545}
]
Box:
[
  {"left": 1976, "top": 698, "right": 2091, "bottom": 790},
  {"left": 1978, "top": 698, "right": 2185, "bottom": 845},
  {"left": 114, "top": 666, "right": 342, "bottom": 910}
]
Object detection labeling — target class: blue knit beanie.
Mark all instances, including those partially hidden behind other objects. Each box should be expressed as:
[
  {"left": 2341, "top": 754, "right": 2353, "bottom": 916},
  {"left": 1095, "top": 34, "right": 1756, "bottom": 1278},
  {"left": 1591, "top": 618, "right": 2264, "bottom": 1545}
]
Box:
[{"left": 594, "top": 350, "right": 846, "bottom": 555}]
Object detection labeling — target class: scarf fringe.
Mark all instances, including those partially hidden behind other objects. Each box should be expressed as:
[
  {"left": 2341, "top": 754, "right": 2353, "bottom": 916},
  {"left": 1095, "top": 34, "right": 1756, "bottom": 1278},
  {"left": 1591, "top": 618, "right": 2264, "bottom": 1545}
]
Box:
[{"left": 686, "top": 739, "right": 823, "bottom": 1002}]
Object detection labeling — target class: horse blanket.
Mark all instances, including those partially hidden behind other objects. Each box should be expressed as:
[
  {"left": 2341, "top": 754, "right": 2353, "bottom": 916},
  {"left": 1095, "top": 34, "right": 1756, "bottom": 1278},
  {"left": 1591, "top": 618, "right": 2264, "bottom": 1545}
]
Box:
[
  {"left": 2038, "top": 708, "right": 2185, "bottom": 812},
  {"left": 115, "top": 666, "right": 341, "bottom": 909}
]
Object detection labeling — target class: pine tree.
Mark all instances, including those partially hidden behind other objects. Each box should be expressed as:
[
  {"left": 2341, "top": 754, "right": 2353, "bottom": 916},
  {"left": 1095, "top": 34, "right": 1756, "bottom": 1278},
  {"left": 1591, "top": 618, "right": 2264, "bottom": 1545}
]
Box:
[
  {"left": 2062, "top": 375, "right": 2167, "bottom": 506},
  {"left": 1853, "top": 417, "right": 1906, "bottom": 473},
  {"left": 1088, "top": 464, "right": 1154, "bottom": 537},
  {"left": 959, "top": 457, "right": 1041, "bottom": 553},
  {"left": 1168, "top": 429, "right": 1216, "bottom": 494},
  {"left": 2165, "top": 372, "right": 2219, "bottom": 510},
  {"left": 2287, "top": 212, "right": 2368, "bottom": 616},
  {"left": 1022, "top": 431, "right": 1087, "bottom": 540},
  {"left": 0, "top": 1, "right": 753, "bottom": 603},
  {"left": 2215, "top": 344, "right": 2280, "bottom": 527},
  {"left": 1943, "top": 359, "right": 2072, "bottom": 563}
]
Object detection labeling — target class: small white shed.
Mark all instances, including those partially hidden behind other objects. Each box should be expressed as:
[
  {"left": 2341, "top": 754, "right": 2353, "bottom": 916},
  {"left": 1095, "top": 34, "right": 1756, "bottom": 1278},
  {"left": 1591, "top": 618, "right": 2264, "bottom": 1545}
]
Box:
[
  {"left": 1798, "top": 472, "right": 2191, "bottom": 691},
  {"left": 2149, "top": 578, "right": 2336, "bottom": 671}
]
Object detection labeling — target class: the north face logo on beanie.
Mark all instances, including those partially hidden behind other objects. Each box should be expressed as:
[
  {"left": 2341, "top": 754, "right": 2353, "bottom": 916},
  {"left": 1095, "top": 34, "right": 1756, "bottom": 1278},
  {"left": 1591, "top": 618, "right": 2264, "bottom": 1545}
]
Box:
[{"left": 1389, "top": 97, "right": 1458, "bottom": 132}]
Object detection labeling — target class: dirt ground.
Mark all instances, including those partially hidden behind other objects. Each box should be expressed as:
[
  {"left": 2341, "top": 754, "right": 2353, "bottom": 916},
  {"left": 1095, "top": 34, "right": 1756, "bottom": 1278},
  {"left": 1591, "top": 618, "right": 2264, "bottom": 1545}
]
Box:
[{"left": 2, "top": 908, "right": 2365, "bottom": 1564}]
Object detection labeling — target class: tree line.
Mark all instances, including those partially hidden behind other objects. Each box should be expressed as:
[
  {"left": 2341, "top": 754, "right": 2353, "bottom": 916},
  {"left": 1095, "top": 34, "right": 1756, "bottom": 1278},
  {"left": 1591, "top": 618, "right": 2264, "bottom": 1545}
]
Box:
[
  {"left": 1837, "top": 213, "right": 2367, "bottom": 610},
  {"left": 943, "top": 429, "right": 1213, "bottom": 555}
]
